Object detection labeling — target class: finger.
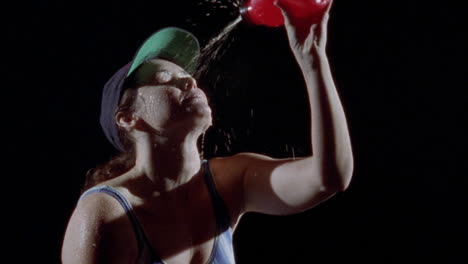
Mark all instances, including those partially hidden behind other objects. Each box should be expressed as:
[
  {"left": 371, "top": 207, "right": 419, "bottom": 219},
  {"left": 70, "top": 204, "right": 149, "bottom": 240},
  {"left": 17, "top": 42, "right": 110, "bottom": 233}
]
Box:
[
  {"left": 320, "top": 0, "right": 333, "bottom": 24},
  {"left": 321, "top": 12, "right": 330, "bottom": 29},
  {"left": 325, "top": 0, "right": 334, "bottom": 14},
  {"left": 305, "top": 24, "right": 319, "bottom": 49},
  {"left": 320, "top": 1, "right": 334, "bottom": 44}
]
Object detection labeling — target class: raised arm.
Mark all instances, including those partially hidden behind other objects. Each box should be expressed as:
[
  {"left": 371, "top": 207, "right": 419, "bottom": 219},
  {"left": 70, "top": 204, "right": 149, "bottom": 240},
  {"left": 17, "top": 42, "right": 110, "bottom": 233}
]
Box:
[
  {"left": 214, "top": 0, "right": 353, "bottom": 218},
  {"left": 279, "top": 0, "right": 354, "bottom": 190}
]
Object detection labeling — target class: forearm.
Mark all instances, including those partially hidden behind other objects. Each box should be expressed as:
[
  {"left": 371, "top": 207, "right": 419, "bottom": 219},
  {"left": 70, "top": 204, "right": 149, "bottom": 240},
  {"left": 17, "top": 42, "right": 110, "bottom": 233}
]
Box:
[{"left": 296, "top": 46, "right": 354, "bottom": 190}]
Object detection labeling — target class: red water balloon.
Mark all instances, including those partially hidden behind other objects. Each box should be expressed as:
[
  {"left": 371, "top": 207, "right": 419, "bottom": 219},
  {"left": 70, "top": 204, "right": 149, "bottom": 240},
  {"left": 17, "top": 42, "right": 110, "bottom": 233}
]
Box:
[
  {"left": 241, "top": 0, "right": 331, "bottom": 27},
  {"left": 241, "top": 0, "right": 284, "bottom": 27}
]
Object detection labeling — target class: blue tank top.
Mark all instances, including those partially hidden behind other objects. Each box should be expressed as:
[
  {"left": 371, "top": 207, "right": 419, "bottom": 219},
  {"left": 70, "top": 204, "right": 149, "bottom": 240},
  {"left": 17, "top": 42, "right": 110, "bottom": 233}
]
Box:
[{"left": 80, "top": 159, "right": 236, "bottom": 264}]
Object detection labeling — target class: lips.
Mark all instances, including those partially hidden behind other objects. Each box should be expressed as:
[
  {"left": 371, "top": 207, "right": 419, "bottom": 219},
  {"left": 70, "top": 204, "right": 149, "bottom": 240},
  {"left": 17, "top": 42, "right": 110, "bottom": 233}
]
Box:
[
  {"left": 185, "top": 94, "right": 203, "bottom": 100},
  {"left": 182, "top": 90, "right": 207, "bottom": 105}
]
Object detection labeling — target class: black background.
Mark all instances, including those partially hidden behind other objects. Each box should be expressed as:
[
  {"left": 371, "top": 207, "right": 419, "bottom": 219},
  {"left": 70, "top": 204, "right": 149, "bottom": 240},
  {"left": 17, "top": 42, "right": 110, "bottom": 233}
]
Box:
[{"left": 6, "top": 0, "right": 467, "bottom": 263}]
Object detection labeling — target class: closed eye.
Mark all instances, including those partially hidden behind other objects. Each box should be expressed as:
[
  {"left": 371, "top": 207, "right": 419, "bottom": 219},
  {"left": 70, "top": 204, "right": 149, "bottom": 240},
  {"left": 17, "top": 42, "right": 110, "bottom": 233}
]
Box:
[{"left": 154, "top": 70, "right": 172, "bottom": 84}]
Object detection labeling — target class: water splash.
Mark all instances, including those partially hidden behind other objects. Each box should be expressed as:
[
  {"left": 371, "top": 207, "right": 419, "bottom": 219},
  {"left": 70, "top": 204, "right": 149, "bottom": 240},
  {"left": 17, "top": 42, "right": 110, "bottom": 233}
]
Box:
[
  {"left": 196, "top": 0, "right": 241, "bottom": 11},
  {"left": 285, "top": 144, "right": 296, "bottom": 160},
  {"left": 188, "top": 0, "right": 242, "bottom": 27},
  {"left": 194, "top": 15, "right": 242, "bottom": 80},
  {"left": 190, "top": 0, "right": 261, "bottom": 158}
]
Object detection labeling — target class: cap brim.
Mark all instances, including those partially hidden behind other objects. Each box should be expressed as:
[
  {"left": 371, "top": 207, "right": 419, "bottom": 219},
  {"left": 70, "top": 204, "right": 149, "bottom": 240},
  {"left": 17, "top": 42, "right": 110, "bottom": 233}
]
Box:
[{"left": 127, "top": 27, "right": 200, "bottom": 77}]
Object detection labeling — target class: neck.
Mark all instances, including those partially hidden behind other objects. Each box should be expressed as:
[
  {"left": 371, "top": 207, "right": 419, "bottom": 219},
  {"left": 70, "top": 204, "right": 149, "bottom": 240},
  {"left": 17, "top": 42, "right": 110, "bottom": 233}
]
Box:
[{"left": 130, "top": 131, "right": 203, "bottom": 194}]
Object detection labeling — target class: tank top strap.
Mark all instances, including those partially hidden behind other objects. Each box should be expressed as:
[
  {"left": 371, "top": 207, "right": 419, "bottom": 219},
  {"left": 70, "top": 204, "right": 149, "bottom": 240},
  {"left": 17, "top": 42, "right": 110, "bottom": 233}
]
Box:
[
  {"left": 79, "top": 186, "right": 161, "bottom": 262},
  {"left": 78, "top": 160, "right": 235, "bottom": 264},
  {"left": 202, "top": 159, "right": 232, "bottom": 231}
]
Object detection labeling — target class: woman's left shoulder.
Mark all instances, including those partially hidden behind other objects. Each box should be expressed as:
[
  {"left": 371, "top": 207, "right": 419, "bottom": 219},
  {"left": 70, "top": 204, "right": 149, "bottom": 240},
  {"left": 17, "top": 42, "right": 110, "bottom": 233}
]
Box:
[{"left": 206, "top": 155, "right": 251, "bottom": 227}]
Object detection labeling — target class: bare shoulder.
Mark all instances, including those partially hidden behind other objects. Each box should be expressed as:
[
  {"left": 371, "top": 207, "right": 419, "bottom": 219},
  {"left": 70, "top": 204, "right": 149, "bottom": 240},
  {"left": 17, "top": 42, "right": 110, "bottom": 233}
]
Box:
[
  {"left": 208, "top": 152, "right": 279, "bottom": 196},
  {"left": 61, "top": 191, "right": 138, "bottom": 264},
  {"left": 68, "top": 191, "right": 125, "bottom": 225},
  {"left": 209, "top": 152, "right": 288, "bottom": 178},
  {"left": 207, "top": 153, "right": 277, "bottom": 227},
  {"left": 209, "top": 152, "right": 276, "bottom": 172}
]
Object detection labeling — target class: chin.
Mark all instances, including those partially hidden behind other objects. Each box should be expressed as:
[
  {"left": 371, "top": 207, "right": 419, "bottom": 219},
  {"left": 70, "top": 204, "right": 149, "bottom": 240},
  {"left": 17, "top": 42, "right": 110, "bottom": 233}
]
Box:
[
  {"left": 196, "top": 112, "right": 213, "bottom": 131},
  {"left": 182, "top": 109, "right": 212, "bottom": 132},
  {"left": 177, "top": 102, "right": 212, "bottom": 131},
  {"left": 187, "top": 103, "right": 212, "bottom": 120}
]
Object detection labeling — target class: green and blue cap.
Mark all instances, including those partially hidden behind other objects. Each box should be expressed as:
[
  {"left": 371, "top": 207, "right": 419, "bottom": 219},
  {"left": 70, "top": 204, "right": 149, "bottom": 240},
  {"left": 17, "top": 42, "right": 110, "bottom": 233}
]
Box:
[{"left": 100, "top": 27, "right": 200, "bottom": 152}]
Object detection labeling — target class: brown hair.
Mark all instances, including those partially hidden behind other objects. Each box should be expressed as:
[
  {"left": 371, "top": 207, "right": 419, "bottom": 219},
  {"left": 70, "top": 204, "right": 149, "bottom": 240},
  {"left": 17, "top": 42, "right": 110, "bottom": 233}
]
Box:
[{"left": 82, "top": 79, "right": 139, "bottom": 192}]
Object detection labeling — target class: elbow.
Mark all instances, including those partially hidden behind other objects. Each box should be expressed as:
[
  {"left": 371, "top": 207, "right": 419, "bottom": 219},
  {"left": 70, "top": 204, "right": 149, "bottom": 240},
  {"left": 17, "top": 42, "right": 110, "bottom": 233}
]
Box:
[
  {"left": 323, "top": 156, "right": 354, "bottom": 192},
  {"left": 338, "top": 155, "right": 354, "bottom": 191},
  {"left": 337, "top": 162, "right": 354, "bottom": 191}
]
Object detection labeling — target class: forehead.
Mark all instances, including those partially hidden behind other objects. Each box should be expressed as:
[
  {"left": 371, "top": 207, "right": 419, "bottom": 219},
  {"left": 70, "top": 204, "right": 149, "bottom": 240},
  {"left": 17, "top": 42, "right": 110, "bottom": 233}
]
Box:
[
  {"left": 132, "top": 58, "right": 187, "bottom": 86},
  {"left": 138, "top": 58, "right": 185, "bottom": 75}
]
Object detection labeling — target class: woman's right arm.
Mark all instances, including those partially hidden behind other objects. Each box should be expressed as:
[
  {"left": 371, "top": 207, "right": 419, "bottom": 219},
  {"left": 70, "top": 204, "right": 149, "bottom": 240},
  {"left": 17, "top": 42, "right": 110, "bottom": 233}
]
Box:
[{"left": 61, "top": 194, "right": 137, "bottom": 264}]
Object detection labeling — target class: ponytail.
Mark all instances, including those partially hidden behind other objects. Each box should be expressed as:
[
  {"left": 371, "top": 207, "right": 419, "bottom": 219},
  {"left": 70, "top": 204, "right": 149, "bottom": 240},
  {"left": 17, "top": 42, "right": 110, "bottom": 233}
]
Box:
[{"left": 82, "top": 148, "right": 135, "bottom": 192}]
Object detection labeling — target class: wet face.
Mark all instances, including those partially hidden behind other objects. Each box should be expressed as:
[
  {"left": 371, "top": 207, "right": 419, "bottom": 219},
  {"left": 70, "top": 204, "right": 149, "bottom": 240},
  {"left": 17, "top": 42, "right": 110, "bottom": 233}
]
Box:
[{"left": 132, "top": 59, "right": 212, "bottom": 134}]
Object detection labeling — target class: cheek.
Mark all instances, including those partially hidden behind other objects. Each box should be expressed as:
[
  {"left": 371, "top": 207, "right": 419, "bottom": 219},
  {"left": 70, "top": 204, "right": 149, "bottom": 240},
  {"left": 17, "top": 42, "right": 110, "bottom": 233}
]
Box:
[
  {"left": 140, "top": 88, "right": 182, "bottom": 122},
  {"left": 153, "top": 89, "right": 181, "bottom": 111}
]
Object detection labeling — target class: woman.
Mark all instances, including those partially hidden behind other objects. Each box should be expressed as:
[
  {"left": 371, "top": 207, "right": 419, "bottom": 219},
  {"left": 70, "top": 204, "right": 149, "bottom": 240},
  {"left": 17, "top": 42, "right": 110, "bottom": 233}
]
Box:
[{"left": 62, "top": 1, "right": 354, "bottom": 263}]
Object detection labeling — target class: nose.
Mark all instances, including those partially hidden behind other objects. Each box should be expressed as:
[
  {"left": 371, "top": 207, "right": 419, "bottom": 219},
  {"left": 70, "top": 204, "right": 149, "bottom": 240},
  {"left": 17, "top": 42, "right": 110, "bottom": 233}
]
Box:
[{"left": 181, "top": 76, "right": 197, "bottom": 91}]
